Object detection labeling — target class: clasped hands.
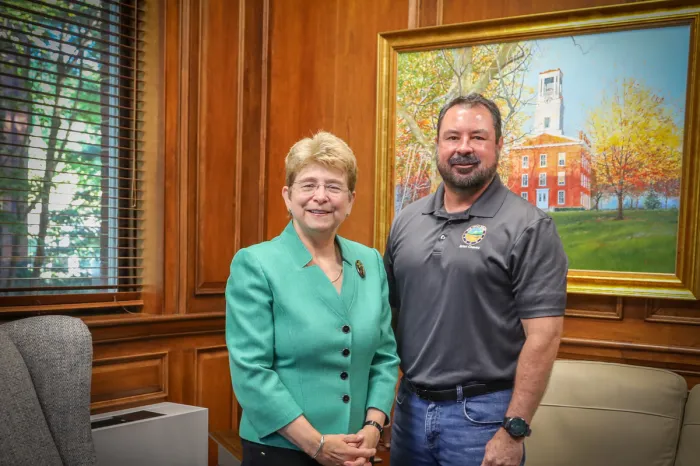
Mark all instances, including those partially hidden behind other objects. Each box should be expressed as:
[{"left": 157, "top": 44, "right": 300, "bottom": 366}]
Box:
[{"left": 313, "top": 425, "right": 380, "bottom": 466}]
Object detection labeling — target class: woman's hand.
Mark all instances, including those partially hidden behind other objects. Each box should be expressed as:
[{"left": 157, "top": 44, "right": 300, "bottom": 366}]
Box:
[
  {"left": 340, "top": 425, "right": 381, "bottom": 466},
  {"left": 314, "top": 433, "right": 376, "bottom": 466}
]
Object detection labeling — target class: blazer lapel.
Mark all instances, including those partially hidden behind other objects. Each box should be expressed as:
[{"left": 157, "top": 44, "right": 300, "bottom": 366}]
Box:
[
  {"left": 337, "top": 237, "right": 358, "bottom": 312},
  {"left": 280, "top": 222, "right": 347, "bottom": 319}
]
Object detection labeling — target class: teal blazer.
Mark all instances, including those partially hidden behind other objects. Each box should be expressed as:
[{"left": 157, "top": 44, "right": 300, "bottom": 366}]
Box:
[{"left": 225, "top": 222, "right": 400, "bottom": 450}]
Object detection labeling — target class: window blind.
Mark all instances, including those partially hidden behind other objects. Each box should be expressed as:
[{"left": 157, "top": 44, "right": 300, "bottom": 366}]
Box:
[{"left": 0, "top": 0, "right": 145, "bottom": 310}]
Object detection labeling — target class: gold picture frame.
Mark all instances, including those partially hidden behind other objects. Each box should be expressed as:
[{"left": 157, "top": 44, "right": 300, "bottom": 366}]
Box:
[{"left": 374, "top": 1, "right": 700, "bottom": 300}]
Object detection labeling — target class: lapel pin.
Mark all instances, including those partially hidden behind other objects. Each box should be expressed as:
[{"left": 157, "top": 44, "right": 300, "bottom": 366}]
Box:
[{"left": 355, "top": 260, "right": 365, "bottom": 278}]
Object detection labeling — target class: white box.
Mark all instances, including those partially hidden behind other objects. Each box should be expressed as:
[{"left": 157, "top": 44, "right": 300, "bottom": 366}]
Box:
[{"left": 91, "top": 402, "right": 208, "bottom": 466}]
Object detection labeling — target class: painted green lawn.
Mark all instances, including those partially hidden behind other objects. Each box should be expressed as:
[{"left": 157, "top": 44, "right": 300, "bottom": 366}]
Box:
[{"left": 550, "top": 209, "right": 678, "bottom": 273}]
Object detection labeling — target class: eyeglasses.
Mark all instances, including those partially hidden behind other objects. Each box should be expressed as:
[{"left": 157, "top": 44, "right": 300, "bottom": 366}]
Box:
[{"left": 293, "top": 182, "right": 348, "bottom": 196}]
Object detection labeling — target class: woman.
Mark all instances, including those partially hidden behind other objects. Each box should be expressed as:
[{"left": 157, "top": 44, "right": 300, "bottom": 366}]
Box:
[{"left": 225, "top": 131, "right": 400, "bottom": 466}]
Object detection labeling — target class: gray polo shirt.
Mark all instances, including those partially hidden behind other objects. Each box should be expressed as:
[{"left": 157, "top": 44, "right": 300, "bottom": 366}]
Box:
[{"left": 384, "top": 175, "right": 568, "bottom": 388}]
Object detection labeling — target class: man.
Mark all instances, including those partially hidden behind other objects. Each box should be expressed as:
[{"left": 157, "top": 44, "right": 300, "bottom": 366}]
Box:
[{"left": 383, "top": 93, "right": 568, "bottom": 466}]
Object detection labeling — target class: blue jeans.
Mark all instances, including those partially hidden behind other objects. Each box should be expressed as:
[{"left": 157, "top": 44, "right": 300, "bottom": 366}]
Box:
[{"left": 390, "top": 379, "right": 525, "bottom": 466}]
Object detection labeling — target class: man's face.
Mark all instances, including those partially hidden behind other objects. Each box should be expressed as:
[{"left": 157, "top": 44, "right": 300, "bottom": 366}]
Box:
[{"left": 435, "top": 104, "right": 502, "bottom": 192}]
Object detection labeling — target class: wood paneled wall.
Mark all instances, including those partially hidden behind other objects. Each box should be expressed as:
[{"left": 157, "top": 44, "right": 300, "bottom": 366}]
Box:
[
  {"left": 264, "top": 0, "right": 700, "bottom": 388},
  {"left": 85, "top": 1, "right": 267, "bottom": 465},
  {"left": 87, "top": 1, "right": 699, "bottom": 465}
]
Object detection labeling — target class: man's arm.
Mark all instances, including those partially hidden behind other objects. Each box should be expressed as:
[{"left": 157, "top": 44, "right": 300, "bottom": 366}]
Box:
[
  {"left": 483, "top": 216, "right": 567, "bottom": 466},
  {"left": 480, "top": 315, "right": 562, "bottom": 466},
  {"left": 505, "top": 216, "right": 567, "bottom": 424},
  {"left": 505, "top": 315, "right": 563, "bottom": 424}
]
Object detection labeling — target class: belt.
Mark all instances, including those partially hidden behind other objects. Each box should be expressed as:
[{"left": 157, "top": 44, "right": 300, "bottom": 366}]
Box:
[{"left": 403, "top": 378, "right": 513, "bottom": 402}]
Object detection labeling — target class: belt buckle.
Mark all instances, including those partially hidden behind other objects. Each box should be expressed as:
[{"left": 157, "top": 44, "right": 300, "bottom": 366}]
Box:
[{"left": 411, "top": 383, "right": 432, "bottom": 400}]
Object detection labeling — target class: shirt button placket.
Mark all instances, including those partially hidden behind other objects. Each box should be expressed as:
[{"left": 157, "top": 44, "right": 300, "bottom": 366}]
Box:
[{"left": 433, "top": 221, "right": 450, "bottom": 254}]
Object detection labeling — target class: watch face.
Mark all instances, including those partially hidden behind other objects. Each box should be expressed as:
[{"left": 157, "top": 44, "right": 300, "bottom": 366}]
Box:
[{"left": 508, "top": 418, "right": 528, "bottom": 436}]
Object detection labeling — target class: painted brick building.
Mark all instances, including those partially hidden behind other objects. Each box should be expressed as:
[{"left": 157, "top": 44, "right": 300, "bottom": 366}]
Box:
[{"left": 507, "top": 69, "right": 593, "bottom": 211}]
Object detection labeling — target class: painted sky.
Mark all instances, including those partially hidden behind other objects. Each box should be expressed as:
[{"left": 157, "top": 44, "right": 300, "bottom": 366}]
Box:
[{"left": 519, "top": 25, "right": 690, "bottom": 137}]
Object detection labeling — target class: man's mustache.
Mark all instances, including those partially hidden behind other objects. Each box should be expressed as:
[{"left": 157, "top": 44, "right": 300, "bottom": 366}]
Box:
[{"left": 449, "top": 154, "right": 480, "bottom": 165}]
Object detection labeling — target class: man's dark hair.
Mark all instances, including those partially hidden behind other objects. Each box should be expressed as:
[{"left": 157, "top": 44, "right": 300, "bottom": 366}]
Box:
[{"left": 436, "top": 93, "right": 503, "bottom": 142}]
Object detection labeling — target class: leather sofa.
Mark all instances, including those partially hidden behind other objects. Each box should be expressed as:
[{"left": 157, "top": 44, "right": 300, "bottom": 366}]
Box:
[{"left": 527, "top": 359, "right": 699, "bottom": 466}]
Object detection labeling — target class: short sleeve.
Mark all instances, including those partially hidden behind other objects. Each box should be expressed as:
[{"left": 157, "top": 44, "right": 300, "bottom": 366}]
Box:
[
  {"left": 383, "top": 229, "right": 400, "bottom": 311},
  {"left": 509, "top": 217, "right": 568, "bottom": 319}
]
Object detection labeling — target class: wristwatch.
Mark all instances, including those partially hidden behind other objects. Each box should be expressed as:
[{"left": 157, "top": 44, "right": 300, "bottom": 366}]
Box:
[
  {"left": 502, "top": 416, "right": 531, "bottom": 438},
  {"left": 363, "top": 420, "right": 384, "bottom": 437}
]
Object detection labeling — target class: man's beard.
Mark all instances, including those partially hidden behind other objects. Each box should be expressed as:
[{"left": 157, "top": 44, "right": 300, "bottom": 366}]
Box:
[{"left": 436, "top": 148, "right": 499, "bottom": 193}]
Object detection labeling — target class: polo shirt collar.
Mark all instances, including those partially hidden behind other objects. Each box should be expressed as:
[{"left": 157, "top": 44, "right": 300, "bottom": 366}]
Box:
[
  {"left": 281, "top": 221, "right": 352, "bottom": 269},
  {"left": 422, "top": 174, "right": 508, "bottom": 219}
]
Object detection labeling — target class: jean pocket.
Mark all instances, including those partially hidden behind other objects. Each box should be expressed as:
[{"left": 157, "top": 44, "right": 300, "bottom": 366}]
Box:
[{"left": 462, "top": 389, "right": 511, "bottom": 425}]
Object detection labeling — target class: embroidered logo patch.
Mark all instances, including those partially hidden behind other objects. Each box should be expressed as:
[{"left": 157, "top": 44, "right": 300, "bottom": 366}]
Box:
[{"left": 462, "top": 224, "right": 487, "bottom": 246}]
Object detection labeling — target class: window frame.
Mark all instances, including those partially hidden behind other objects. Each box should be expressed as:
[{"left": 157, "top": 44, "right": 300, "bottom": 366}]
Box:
[{"left": 0, "top": 0, "right": 163, "bottom": 316}]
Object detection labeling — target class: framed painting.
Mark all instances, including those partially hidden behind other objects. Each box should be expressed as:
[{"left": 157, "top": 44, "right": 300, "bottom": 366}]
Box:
[{"left": 373, "top": 2, "right": 700, "bottom": 299}]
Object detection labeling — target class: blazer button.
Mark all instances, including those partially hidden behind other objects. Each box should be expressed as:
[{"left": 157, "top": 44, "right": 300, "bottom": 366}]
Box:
[
  {"left": 342, "top": 325, "right": 351, "bottom": 333},
  {"left": 342, "top": 348, "right": 350, "bottom": 357},
  {"left": 340, "top": 371, "right": 348, "bottom": 380},
  {"left": 343, "top": 394, "right": 350, "bottom": 403}
]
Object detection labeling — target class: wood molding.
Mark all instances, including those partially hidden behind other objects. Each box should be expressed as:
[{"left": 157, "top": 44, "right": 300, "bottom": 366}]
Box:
[
  {"left": 645, "top": 298, "right": 700, "bottom": 325},
  {"left": 187, "top": 0, "right": 268, "bottom": 298},
  {"left": 561, "top": 337, "right": 700, "bottom": 356},
  {"left": 195, "top": 345, "right": 238, "bottom": 466},
  {"left": 408, "top": 0, "right": 419, "bottom": 28},
  {"left": 560, "top": 337, "right": 700, "bottom": 387},
  {"left": 86, "top": 312, "right": 225, "bottom": 343},
  {"left": 91, "top": 352, "right": 168, "bottom": 412},
  {"left": 194, "top": 345, "right": 240, "bottom": 429},
  {"left": 238, "top": 0, "right": 269, "bottom": 248},
  {"left": 194, "top": 0, "right": 240, "bottom": 296},
  {"left": 194, "top": 346, "right": 230, "bottom": 405},
  {"left": 163, "top": 0, "right": 193, "bottom": 314},
  {"left": 565, "top": 295, "right": 623, "bottom": 320}
]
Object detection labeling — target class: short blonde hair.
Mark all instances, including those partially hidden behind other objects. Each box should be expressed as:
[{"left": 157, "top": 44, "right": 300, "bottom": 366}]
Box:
[{"left": 285, "top": 131, "right": 358, "bottom": 192}]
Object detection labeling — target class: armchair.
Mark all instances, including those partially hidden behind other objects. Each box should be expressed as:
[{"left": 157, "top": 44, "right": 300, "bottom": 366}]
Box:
[{"left": 0, "top": 315, "right": 96, "bottom": 466}]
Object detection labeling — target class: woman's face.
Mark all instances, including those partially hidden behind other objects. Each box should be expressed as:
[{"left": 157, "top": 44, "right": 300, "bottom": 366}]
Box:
[{"left": 282, "top": 163, "right": 355, "bottom": 237}]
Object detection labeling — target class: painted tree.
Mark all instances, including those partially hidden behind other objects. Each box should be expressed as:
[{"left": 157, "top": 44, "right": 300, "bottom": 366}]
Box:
[
  {"left": 585, "top": 78, "right": 683, "bottom": 220},
  {"left": 653, "top": 177, "right": 681, "bottom": 208},
  {"left": 589, "top": 168, "right": 607, "bottom": 211},
  {"left": 394, "top": 41, "right": 536, "bottom": 211}
]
